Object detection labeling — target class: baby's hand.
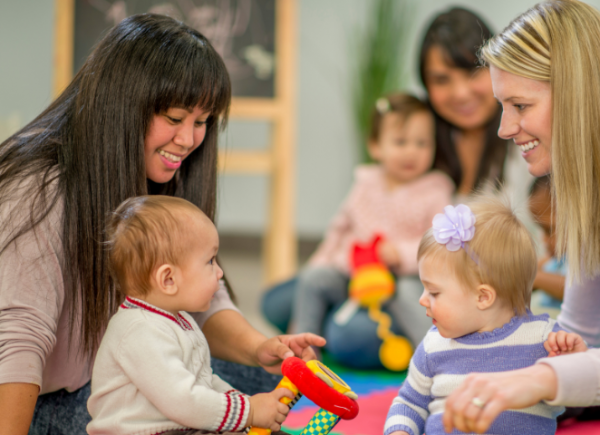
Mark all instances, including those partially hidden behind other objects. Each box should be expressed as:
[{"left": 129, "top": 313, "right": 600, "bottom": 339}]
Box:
[
  {"left": 544, "top": 330, "right": 588, "bottom": 357},
  {"left": 247, "top": 388, "right": 294, "bottom": 431}
]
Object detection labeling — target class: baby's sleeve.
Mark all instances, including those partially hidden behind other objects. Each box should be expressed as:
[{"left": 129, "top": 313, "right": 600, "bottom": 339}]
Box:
[
  {"left": 384, "top": 341, "right": 433, "bottom": 435},
  {"left": 210, "top": 371, "right": 235, "bottom": 393},
  {"left": 117, "top": 320, "right": 250, "bottom": 432}
]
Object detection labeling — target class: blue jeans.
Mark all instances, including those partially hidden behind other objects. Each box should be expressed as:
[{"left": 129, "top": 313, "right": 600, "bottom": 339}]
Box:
[
  {"left": 261, "top": 267, "right": 429, "bottom": 369},
  {"left": 29, "top": 382, "right": 92, "bottom": 435},
  {"left": 28, "top": 361, "right": 280, "bottom": 434}
]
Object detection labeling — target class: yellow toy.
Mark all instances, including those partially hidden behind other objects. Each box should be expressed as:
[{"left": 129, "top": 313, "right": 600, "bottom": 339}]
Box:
[
  {"left": 348, "top": 235, "right": 413, "bottom": 371},
  {"left": 248, "top": 357, "right": 359, "bottom": 435}
]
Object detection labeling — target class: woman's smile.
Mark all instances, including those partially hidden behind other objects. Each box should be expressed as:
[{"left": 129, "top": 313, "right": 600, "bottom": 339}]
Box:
[
  {"left": 144, "top": 106, "right": 210, "bottom": 183},
  {"left": 157, "top": 149, "right": 183, "bottom": 169}
]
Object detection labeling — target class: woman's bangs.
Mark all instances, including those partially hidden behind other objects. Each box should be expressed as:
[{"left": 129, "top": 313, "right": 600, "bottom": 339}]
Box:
[{"left": 154, "top": 34, "right": 231, "bottom": 117}]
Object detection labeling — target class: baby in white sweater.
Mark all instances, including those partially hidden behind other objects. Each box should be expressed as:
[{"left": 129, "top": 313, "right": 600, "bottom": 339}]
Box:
[{"left": 87, "top": 195, "right": 292, "bottom": 435}]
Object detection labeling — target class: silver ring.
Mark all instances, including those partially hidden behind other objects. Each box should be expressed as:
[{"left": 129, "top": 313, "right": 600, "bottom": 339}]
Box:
[{"left": 472, "top": 397, "right": 486, "bottom": 408}]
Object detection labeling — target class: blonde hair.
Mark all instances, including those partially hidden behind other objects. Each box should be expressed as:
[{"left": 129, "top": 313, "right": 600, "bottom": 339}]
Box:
[
  {"left": 481, "top": 0, "right": 600, "bottom": 281},
  {"left": 106, "top": 195, "right": 208, "bottom": 296},
  {"left": 417, "top": 195, "right": 537, "bottom": 315}
]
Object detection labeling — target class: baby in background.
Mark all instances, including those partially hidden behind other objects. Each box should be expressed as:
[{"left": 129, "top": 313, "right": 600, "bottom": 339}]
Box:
[
  {"left": 529, "top": 175, "right": 566, "bottom": 319},
  {"left": 291, "top": 92, "right": 454, "bottom": 351},
  {"left": 385, "top": 196, "right": 587, "bottom": 435},
  {"left": 87, "top": 196, "right": 292, "bottom": 435}
]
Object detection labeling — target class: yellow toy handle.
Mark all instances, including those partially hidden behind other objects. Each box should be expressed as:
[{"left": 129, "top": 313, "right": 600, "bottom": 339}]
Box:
[{"left": 247, "top": 376, "right": 300, "bottom": 435}]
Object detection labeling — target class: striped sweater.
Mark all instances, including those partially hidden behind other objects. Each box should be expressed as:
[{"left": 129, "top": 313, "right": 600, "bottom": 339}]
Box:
[
  {"left": 87, "top": 297, "right": 250, "bottom": 435},
  {"left": 385, "top": 312, "right": 565, "bottom": 435}
]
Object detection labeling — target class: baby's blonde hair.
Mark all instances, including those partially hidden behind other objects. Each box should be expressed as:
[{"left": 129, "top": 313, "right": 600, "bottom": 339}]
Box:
[
  {"left": 106, "top": 195, "right": 208, "bottom": 296},
  {"left": 417, "top": 195, "right": 537, "bottom": 315},
  {"left": 480, "top": 0, "right": 600, "bottom": 282}
]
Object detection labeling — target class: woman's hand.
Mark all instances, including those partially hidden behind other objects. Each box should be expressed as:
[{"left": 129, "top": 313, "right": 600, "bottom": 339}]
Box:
[
  {"left": 443, "top": 364, "right": 558, "bottom": 433},
  {"left": 544, "top": 331, "right": 587, "bottom": 356},
  {"left": 256, "top": 333, "right": 326, "bottom": 375}
]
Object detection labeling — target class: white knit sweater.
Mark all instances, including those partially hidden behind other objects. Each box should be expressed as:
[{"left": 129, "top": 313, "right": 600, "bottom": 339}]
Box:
[{"left": 87, "top": 297, "right": 250, "bottom": 435}]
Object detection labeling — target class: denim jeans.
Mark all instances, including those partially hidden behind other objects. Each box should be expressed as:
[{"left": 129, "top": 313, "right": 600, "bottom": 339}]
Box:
[
  {"left": 261, "top": 267, "right": 430, "bottom": 369},
  {"left": 29, "top": 382, "right": 92, "bottom": 435},
  {"left": 28, "top": 361, "right": 280, "bottom": 434}
]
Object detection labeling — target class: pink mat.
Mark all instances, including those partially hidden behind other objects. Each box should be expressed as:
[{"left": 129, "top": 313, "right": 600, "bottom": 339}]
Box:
[
  {"left": 557, "top": 418, "right": 600, "bottom": 434},
  {"left": 284, "top": 387, "right": 398, "bottom": 435},
  {"left": 284, "top": 390, "right": 600, "bottom": 435}
]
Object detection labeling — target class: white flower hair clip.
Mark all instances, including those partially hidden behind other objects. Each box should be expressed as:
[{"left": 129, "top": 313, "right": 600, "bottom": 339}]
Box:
[
  {"left": 432, "top": 204, "right": 476, "bottom": 252},
  {"left": 375, "top": 97, "right": 391, "bottom": 114}
]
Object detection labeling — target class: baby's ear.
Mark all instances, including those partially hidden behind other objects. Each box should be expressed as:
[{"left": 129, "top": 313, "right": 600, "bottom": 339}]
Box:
[
  {"left": 154, "top": 264, "right": 178, "bottom": 296},
  {"left": 476, "top": 284, "right": 497, "bottom": 310}
]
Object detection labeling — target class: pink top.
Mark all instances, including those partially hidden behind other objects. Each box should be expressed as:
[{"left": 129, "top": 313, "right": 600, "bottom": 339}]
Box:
[
  {"left": 310, "top": 166, "right": 455, "bottom": 275},
  {"left": 0, "top": 179, "right": 239, "bottom": 395}
]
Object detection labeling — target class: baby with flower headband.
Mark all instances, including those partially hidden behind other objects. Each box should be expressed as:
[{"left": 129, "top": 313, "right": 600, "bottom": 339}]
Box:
[{"left": 384, "top": 195, "right": 587, "bottom": 435}]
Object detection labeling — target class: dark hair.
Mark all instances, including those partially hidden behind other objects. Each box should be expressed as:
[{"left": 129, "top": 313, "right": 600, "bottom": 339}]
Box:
[
  {"left": 418, "top": 7, "right": 507, "bottom": 190},
  {"left": 0, "top": 14, "right": 231, "bottom": 354},
  {"left": 368, "top": 92, "right": 431, "bottom": 142}
]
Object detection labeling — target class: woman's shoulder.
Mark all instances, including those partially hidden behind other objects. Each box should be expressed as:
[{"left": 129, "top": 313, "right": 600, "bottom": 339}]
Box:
[{"left": 0, "top": 171, "right": 63, "bottom": 247}]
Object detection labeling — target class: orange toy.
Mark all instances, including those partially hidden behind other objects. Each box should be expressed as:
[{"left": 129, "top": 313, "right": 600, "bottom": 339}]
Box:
[{"left": 348, "top": 235, "right": 413, "bottom": 371}]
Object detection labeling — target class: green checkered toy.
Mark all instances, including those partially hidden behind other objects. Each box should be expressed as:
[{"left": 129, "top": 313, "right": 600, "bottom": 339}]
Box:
[{"left": 300, "top": 409, "right": 341, "bottom": 435}]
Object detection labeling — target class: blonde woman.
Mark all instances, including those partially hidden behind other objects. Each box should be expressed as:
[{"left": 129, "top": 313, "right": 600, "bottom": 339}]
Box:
[{"left": 442, "top": 1, "right": 600, "bottom": 433}]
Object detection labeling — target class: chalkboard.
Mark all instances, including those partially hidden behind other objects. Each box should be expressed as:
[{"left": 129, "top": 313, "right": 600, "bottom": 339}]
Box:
[{"left": 73, "top": 0, "right": 276, "bottom": 98}]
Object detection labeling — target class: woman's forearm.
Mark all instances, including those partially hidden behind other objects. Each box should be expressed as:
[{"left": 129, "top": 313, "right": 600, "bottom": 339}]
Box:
[
  {"left": 0, "top": 383, "right": 39, "bottom": 435},
  {"left": 202, "top": 309, "right": 266, "bottom": 366},
  {"left": 443, "top": 364, "right": 558, "bottom": 434},
  {"left": 533, "top": 271, "right": 565, "bottom": 300}
]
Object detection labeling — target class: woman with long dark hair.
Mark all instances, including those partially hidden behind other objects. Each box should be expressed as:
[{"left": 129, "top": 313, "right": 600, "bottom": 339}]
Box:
[
  {"left": 419, "top": 7, "right": 530, "bottom": 196},
  {"left": 0, "top": 14, "right": 322, "bottom": 434}
]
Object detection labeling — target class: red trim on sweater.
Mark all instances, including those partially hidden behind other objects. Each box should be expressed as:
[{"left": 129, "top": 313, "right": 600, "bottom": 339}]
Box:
[
  {"left": 121, "top": 296, "right": 193, "bottom": 330},
  {"left": 217, "top": 390, "right": 232, "bottom": 431},
  {"left": 232, "top": 394, "right": 246, "bottom": 431},
  {"left": 177, "top": 314, "right": 194, "bottom": 330}
]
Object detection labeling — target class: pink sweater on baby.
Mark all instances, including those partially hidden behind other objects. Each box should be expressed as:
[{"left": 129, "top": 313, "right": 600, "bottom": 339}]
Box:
[{"left": 310, "top": 165, "right": 454, "bottom": 275}]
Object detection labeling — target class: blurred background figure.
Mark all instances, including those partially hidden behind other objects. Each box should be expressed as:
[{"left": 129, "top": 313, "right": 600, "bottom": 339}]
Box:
[{"left": 529, "top": 176, "right": 566, "bottom": 319}]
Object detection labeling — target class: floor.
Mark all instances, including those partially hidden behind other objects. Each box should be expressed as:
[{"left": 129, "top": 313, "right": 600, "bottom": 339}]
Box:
[{"left": 218, "top": 234, "right": 319, "bottom": 337}]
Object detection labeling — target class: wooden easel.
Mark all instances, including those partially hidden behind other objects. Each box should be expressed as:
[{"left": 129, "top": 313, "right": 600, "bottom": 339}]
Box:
[{"left": 53, "top": 0, "right": 298, "bottom": 284}]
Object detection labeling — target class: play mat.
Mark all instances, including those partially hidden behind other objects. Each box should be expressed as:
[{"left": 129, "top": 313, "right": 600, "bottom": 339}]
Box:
[{"left": 281, "top": 354, "right": 600, "bottom": 435}]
